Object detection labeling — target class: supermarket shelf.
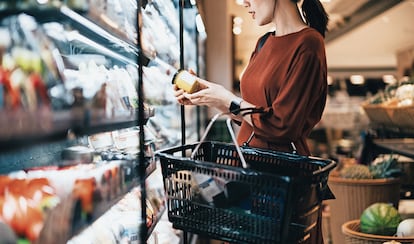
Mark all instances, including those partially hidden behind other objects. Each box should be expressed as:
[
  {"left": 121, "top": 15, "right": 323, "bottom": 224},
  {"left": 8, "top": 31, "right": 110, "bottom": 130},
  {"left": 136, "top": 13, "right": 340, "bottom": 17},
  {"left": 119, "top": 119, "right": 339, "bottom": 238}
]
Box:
[
  {"left": 34, "top": 158, "right": 156, "bottom": 243},
  {"left": 373, "top": 138, "right": 414, "bottom": 159},
  {"left": 372, "top": 138, "right": 414, "bottom": 200},
  {"left": 0, "top": 6, "right": 136, "bottom": 62},
  {"left": 0, "top": 107, "right": 154, "bottom": 152},
  {"left": 71, "top": 157, "right": 160, "bottom": 239},
  {"left": 73, "top": 107, "right": 155, "bottom": 136},
  {"left": 147, "top": 203, "right": 167, "bottom": 239},
  {"left": 66, "top": 160, "right": 162, "bottom": 243}
]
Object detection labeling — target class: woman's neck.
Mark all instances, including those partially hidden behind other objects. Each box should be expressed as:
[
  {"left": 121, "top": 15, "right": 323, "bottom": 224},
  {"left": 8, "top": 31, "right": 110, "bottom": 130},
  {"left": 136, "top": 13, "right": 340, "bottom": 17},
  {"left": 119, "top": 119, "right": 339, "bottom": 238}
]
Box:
[{"left": 272, "top": 1, "right": 307, "bottom": 36}]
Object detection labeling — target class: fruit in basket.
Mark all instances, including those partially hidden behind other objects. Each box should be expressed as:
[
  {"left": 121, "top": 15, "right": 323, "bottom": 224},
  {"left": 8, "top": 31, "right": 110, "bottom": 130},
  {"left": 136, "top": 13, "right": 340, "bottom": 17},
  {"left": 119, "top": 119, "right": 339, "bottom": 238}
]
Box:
[
  {"left": 340, "top": 164, "right": 373, "bottom": 179},
  {"left": 360, "top": 203, "right": 401, "bottom": 236},
  {"left": 396, "top": 218, "right": 414, "bottom": 237}
]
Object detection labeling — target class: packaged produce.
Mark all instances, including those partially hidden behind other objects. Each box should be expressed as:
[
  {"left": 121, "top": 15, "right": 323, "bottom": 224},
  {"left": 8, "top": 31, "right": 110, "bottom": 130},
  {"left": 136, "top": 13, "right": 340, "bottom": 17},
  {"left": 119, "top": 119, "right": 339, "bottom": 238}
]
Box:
[{"left": 172, "top": 70, "right": 201, "bottom": 94}]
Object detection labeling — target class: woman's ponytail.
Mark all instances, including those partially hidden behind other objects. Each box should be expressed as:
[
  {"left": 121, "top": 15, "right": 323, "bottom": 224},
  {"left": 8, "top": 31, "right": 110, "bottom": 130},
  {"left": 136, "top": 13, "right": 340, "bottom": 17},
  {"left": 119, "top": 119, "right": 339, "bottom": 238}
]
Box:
[{"left": 301, "top": 0, "right": 329, "bottom": 38}]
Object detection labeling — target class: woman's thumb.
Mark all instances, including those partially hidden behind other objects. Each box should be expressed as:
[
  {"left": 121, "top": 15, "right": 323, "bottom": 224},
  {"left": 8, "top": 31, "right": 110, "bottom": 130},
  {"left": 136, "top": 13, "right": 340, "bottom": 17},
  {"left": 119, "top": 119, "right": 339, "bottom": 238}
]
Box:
[
  {"left": 188, "top": 68, "right": 197, "bottom": 75},
  {"left": 195, "top": 77, "right": 210, "bottom": 89}
]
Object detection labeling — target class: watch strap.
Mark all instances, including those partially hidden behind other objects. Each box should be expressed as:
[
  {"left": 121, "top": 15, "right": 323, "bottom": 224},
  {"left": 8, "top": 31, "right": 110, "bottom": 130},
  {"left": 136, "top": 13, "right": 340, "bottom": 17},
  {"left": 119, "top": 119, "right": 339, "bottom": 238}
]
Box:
[{"left": 229, "top": 98, "right": 243, "bottom": 115}]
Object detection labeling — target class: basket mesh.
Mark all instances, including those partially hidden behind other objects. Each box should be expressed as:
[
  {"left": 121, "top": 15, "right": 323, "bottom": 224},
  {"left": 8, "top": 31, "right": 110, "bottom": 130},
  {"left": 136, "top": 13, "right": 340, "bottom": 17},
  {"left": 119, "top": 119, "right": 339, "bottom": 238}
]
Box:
[{"left": 157, "top": 141, "right": 336, "bottom": 243}]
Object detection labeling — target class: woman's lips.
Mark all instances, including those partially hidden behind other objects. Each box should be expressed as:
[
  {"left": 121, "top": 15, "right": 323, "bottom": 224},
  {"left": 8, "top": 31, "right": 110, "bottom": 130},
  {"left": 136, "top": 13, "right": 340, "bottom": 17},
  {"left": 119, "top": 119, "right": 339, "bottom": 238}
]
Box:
[{"left": 248, "top": 11, "right": 255, "bottom": 19}]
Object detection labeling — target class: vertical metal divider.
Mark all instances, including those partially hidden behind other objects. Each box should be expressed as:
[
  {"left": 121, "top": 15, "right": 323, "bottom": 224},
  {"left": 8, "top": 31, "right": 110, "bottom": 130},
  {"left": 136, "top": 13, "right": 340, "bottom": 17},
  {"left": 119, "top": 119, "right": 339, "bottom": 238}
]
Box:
[
  {"left": 180, "top": 0, "right": 186, "bottom": 153},
  {"left": 136, "top": 0, "right": 148, "bottom": 242},
  {"left": 179, "top": 1, "right": 189, "bottom": 243},
  {"left": 195, "top": 15, "right": 201, "bottom": 141}
]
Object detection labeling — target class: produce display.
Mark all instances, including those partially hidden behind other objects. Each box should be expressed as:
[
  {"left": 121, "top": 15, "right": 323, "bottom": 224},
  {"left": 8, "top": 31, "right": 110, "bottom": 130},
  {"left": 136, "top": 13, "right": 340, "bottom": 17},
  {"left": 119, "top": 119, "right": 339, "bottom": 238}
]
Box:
[
  {"left": 396, "top": 218, "right": 414, "bottom": 237},
  {"left": 0, "top": 15, "right": 59, "bottom": 112},
  {"left": 68, "top": 186, "right": 166, "bottom": 243},
  {"left": 362, "top": 80, "right": 414, "bottom": 129},
  {"left": 360, "top": 202, "right": 402, "bottom": 236},
  {"left": 358, "top": 202, "right": 414, "bottom": 239},
  {"left": 339, "top": 155, "right": 402, "bottom": 179},
  {"left": 0, "top": 159, "right": 139, "bottom": 242}
]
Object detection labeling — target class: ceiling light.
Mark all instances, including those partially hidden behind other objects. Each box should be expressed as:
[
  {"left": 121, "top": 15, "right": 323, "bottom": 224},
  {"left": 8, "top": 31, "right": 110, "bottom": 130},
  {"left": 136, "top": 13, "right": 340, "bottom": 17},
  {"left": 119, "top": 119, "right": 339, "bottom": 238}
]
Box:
[
  {"left": 382, "top": 75, "right": 396, "bottom": 84},
  {"left": 235, "top": 0, "right": 244, "bottom": 5},
  {"left": 327, "top": 76, "right": 333, "bottom": 85},
  {"left": 350, "top": 75, "right": 365, "bottom": 85},
  {"left": 233, "top": 16, "right": 243, "bottom": 25},
  {"left": 233, "top": 26, "right": 242, "bottom": 35}
]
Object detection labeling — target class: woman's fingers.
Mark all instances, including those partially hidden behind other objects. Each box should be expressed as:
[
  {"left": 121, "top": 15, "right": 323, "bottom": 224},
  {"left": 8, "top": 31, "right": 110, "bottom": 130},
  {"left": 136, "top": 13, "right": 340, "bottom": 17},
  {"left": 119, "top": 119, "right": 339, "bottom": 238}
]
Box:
[
  {"left": 173, "top": 84, "right": 190, "bottom": 104},
  {"left": 195, "top": 78, "right": 210, "bottom": 89}
]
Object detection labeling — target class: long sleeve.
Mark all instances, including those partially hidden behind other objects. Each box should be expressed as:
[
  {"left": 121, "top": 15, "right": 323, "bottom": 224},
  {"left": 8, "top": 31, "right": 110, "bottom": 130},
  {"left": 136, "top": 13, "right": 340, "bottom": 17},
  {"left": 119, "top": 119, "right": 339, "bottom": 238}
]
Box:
[{"left": 238, "top": 28, "right": 327, "bottom": 155}]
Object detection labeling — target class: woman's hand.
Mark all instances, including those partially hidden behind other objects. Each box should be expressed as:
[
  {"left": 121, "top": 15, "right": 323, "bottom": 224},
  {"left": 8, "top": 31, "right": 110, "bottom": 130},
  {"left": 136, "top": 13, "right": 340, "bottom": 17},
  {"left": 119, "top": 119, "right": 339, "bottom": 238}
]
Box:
[
  {"left": 173, "top": 84, "right": 194, "bottom": 105},
  {"left": 183, "top": 78, "right": 237, "bottom": 112},
  {"left": 173, "top": 74, "right": 252, "bottom": 125}
]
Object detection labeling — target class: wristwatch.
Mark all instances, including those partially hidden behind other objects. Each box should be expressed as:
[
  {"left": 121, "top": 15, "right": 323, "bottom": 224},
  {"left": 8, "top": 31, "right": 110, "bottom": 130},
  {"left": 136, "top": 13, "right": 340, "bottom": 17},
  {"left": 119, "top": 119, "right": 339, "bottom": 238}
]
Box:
[{"left": 229, "top": 97, "right": 243, "bottom": 115}]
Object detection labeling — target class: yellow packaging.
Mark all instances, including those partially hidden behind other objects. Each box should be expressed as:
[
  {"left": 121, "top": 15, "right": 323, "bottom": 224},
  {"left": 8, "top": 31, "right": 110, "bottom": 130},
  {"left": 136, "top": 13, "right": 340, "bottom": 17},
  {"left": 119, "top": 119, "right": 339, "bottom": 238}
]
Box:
[{"left": 172, "top": 70, "right": 201, "bottom": 94}]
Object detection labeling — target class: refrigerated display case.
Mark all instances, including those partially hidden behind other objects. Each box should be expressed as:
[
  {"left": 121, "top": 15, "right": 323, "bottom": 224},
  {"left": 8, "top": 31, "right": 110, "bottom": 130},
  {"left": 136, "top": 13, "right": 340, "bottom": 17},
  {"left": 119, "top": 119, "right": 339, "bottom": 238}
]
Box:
[{"left": 0, "top": 0, "right": 205, "bottom": 243}]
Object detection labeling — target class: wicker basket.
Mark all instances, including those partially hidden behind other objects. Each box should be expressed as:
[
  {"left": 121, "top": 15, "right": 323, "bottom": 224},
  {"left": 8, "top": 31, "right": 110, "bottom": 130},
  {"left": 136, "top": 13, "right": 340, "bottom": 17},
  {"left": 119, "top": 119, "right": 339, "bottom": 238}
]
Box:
[
  {"left": 361, "top": 103, "right": 394, "bottom": 126},
  {"left": 342, "top": 220, "right": 414, "bottom": 244},
  {"left": 327, "top": 177, "right": 401, "bottom": 244},
  {"left": 386, "top": 105, "right": 414, "bottom": 129},
  {"left": 362, "top": 100, "right": 414, "bottom": 129}
]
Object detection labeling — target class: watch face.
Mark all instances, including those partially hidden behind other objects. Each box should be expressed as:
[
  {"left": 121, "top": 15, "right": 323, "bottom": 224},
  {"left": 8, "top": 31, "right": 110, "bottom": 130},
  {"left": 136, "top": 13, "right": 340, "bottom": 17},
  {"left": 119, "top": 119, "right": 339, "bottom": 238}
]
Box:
[{"left": 230, "top": 100, "right": 241, "bottom": 115}]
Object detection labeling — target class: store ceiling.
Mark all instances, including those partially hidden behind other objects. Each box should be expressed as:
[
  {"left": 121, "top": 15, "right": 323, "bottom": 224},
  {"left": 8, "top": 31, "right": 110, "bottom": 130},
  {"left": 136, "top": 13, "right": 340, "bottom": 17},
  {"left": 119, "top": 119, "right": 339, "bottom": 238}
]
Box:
[
  {"left": 323, "top": 0, "right": 414, "bottom": 74},
  {"left": 229, "top": 0, "right": 414, "bottom": 78}
]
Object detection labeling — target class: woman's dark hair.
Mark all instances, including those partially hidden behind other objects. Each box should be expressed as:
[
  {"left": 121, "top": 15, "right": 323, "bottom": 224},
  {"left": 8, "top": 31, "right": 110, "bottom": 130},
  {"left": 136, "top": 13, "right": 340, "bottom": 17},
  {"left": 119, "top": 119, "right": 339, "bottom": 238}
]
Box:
[{"left": 299, "top": 0, "right": 329, "bottom": 38}]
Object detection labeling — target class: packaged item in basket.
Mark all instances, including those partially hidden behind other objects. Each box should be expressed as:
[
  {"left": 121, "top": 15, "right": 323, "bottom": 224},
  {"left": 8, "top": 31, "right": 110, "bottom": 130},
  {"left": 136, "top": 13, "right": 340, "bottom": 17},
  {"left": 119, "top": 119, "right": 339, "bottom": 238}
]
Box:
[
  {"left": 223, "top": 181, "right": 252, "bottom": 210},
  {"left": 191, "top": 172, "right": 224, "bottom": 205},
  {"left": 190, "top": 172, "right": 253, "bottom": 211}
]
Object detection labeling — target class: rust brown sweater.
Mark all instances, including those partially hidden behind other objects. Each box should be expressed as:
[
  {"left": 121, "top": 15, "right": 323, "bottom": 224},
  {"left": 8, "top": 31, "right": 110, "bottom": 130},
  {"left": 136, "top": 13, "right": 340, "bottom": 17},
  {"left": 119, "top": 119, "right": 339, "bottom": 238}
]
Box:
[{"left": 239, "top": 28, "right": 327, "bottom": 156}]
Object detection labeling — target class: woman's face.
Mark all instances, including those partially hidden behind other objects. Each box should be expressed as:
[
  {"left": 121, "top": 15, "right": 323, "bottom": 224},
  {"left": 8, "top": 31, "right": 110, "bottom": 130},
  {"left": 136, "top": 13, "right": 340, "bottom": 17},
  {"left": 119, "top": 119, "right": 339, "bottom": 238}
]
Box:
[{"left": 243, "top": 0, "right": 275, "bottom": 26}]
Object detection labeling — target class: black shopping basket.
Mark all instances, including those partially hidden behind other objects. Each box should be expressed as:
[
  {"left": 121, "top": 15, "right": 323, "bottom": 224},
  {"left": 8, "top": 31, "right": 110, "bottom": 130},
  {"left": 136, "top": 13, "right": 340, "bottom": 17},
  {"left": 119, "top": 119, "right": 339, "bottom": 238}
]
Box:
[{"left": 155, "top": 113, "right": 336, "bottom": 244}]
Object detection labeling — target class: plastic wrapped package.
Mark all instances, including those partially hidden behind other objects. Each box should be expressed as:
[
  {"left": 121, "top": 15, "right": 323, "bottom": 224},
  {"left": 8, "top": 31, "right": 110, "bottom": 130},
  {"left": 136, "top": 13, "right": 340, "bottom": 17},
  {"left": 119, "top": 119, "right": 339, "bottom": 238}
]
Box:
[
  {"left": 142, "top": 66, "right": 176, "bottom": 105},
  {"left": 0, "top": 14, "right": 65, "bottom": 111},
  {"left": 117, "top": 0, "right": 138, "bottom": 42},
  {"left": 151, "top": 0, "right": 180, "bottom": 40},
  {"left": 141, "top": 5, "right": 180, "bottom": 66}
]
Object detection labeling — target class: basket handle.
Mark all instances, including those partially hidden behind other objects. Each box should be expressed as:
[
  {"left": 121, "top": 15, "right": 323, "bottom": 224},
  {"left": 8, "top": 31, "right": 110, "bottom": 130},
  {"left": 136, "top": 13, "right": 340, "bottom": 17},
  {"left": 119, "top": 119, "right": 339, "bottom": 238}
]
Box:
[{"left": 190, "top": 112, "right": 249, "bottom": 168}]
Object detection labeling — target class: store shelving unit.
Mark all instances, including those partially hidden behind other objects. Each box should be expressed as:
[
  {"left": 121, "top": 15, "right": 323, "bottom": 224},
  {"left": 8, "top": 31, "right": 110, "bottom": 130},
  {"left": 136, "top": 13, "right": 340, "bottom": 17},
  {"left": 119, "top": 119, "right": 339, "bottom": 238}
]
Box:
[
  {"left": 0, "top": 0, "right": 205, "bottom": 243},
  {"left": 0, "top": 1, "right": 168, "bottom": 243},
  {"left": 360, "top": 126, "right": 414, "bottom": 200}
]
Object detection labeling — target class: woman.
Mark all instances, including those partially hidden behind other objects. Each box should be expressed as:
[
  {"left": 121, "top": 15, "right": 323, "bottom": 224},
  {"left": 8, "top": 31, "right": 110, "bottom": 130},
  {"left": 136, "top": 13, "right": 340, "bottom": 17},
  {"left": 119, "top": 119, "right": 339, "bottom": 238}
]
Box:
[{"left": 174, "top": 0, "right": 329, "bottom": 243}]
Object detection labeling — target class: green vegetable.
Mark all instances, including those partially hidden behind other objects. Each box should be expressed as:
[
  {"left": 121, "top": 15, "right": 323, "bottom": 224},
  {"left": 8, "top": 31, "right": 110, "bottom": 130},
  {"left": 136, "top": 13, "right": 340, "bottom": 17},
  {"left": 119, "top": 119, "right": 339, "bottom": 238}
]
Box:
[
  {"left": 339, "top": 155, "right": 402, "bottom": 180},
  {"left": 369, "top": 155, "right": 402, "bottom": 179},
  {"left": 360, "top": 203, "right": 401, "bottom": 236},
  {"left": 340, "top": 164, "right": 373, "bottom": 179}
]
